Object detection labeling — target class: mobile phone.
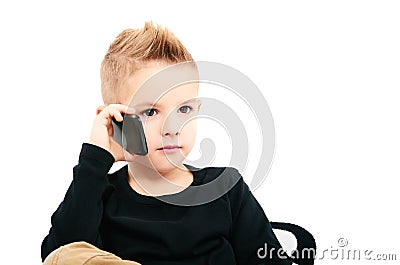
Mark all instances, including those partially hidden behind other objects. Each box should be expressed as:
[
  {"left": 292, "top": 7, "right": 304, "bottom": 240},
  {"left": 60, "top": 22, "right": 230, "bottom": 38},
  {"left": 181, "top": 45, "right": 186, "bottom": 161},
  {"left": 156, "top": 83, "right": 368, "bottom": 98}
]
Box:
[{"left": 111, "top": 113, "right": 148, "bottom": 156}]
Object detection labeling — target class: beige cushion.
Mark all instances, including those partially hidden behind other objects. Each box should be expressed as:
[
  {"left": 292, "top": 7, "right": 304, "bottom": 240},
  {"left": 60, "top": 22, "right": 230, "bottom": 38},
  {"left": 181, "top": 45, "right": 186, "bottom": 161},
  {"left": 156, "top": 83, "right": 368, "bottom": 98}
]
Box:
[{"left": 43, "top": 241, "right": 142, "bottom": 265}]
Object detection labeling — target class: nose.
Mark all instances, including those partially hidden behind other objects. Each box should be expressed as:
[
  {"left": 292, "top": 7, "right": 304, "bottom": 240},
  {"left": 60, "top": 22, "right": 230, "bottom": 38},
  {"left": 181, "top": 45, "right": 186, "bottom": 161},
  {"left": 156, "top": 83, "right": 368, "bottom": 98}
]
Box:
[
  {"left": 163, "top": 128, "right": 179, "bottom": 137},
  {"left": 162, "top": 116, "right": 180, "bottom": 137}
]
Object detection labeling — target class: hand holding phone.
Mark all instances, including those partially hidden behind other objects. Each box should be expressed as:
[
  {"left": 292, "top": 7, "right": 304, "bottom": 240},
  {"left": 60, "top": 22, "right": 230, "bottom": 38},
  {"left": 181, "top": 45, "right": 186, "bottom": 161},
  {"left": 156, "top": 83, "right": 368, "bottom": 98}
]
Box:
[{"left": 89, "top": 104, "right": 148, "bottom": 161}]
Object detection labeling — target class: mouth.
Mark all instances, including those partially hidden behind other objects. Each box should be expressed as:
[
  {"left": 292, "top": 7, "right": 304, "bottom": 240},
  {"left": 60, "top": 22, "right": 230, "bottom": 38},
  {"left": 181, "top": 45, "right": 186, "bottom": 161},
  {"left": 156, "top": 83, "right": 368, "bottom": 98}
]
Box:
[{"left": 157, "top": 145, "right": 182, "bottom": 154}]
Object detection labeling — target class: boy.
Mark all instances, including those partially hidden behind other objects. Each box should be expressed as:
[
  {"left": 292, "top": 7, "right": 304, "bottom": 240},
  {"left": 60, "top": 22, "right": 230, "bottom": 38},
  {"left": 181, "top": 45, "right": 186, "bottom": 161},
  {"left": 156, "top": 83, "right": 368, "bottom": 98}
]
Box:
[{"left": 41, "top": 22, "right": 291, "bottom": 265}]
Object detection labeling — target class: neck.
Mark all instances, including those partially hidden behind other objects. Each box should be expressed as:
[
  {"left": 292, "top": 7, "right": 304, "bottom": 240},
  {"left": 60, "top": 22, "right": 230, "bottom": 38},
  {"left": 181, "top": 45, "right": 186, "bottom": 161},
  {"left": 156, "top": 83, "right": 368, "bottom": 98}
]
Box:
[{"left": 127, "top": 161, "right": 193, "bottom": 196}]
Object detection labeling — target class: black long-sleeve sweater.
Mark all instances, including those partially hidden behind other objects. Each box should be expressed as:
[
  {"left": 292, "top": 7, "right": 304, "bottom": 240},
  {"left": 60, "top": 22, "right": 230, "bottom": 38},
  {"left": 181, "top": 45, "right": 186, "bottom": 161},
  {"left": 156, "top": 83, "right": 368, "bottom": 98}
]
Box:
[{"left": 41, "top": 143, "right": 291, "bottom": 264}]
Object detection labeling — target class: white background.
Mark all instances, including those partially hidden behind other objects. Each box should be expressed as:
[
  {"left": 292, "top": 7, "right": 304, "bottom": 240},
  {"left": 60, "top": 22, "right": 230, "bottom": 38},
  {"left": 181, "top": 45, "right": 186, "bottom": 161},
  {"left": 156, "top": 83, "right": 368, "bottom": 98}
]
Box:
[{"left": 0, "top": 1, "right": 399, "bottom": 264}]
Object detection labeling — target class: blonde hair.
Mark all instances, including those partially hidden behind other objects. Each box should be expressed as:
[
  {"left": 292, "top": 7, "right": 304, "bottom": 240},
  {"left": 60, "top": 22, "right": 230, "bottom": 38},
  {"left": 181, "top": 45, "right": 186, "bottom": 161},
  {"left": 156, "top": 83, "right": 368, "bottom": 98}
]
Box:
[{"left": 100, "top": 21, "right": 194, "bottom": 104}]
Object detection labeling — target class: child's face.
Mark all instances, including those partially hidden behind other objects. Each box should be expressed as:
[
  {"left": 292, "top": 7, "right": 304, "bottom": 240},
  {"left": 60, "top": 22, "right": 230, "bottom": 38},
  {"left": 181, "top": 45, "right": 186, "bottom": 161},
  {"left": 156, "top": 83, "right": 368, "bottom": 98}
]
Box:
[{"left": 118, "top": 62, "right": 201, "bottom": 174}]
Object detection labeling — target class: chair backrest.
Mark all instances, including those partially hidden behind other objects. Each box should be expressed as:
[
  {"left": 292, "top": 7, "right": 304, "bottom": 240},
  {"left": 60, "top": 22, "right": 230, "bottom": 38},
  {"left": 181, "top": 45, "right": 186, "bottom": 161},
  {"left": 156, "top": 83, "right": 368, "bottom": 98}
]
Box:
[{"left": 271, "top": 222, "right": 316, "bottom": 265}]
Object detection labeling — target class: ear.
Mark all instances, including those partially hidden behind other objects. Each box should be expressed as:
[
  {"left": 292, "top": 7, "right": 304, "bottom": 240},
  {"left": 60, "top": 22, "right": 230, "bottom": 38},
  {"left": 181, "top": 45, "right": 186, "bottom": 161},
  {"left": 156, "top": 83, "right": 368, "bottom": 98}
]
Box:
[{"left": 96, "top": 105, "right": 106, "bottom": 115}]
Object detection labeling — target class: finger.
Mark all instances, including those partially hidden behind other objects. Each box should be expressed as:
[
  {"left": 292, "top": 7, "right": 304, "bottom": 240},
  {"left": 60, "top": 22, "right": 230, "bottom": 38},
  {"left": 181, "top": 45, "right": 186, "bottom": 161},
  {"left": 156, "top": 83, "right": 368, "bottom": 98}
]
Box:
[
  {"left": 112, "top": 110, "right": 124, "bottom": 122},
  {"left": 105, "top": 104, "right": 135, "bottom": 115},
  {"left": 98, "top": 105, "right": 121, "bottom": 119},
  {"left": 111, "top": 104, "right": 136, "bottom": 114},
  {"left": 97, "top": 104, "right": 136, "bottom": 126}
]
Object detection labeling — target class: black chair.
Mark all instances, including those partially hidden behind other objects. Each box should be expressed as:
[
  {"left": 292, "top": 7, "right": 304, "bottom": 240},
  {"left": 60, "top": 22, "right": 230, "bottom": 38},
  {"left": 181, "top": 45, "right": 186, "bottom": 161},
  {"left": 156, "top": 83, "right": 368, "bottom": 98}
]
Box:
[{"left": 271, "top": 222, "right": 316, "bottom": 265}]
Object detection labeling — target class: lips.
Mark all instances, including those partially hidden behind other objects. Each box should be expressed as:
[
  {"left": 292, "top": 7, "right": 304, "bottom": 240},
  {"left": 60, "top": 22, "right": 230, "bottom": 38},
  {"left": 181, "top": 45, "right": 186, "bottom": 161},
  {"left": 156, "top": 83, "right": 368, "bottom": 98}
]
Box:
[
  {"left": 157, "top": 145, "right": 181, "bottom": 150},
  {"left": 157, "top": 145, "right": 182, "bottom": 154}
]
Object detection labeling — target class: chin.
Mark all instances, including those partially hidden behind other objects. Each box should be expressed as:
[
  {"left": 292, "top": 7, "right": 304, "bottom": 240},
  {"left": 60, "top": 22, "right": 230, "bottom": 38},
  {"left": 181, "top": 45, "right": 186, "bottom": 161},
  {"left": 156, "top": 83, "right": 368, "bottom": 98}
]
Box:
[
  {"left": 156, "top": 154, "right": 185, "bottom": 169},
  {"left": 152, "top": 163, "right": 179, "bottom": 175}
]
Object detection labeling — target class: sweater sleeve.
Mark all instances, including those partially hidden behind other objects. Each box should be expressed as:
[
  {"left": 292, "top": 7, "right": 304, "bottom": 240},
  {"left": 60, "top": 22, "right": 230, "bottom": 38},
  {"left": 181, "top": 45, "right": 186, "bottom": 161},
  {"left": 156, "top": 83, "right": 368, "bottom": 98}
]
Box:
[
  {"left": 41, "top": 143, "right": 115, "bottom": 261},
  {"left": 228, "top": 168, "right": 292, "bottom": 265}
]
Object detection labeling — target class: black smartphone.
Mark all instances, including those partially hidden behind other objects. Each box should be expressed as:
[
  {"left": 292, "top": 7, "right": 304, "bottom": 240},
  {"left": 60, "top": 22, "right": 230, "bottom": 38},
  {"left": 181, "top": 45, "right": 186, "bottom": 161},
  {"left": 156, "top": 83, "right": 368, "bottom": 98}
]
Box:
[{"left": 111, "top": 113, "right": 148, "bottom": 156}]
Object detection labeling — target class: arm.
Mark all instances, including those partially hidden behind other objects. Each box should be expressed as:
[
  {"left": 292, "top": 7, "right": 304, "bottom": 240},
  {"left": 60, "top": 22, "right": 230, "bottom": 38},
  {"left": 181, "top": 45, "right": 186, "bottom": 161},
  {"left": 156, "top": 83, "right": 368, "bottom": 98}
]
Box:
[
  {"left": 41, "top": 143, "right": 115, "bottom": 261},
  {"left": 228, "top": 168, "right": 292, "bottom": 265}
]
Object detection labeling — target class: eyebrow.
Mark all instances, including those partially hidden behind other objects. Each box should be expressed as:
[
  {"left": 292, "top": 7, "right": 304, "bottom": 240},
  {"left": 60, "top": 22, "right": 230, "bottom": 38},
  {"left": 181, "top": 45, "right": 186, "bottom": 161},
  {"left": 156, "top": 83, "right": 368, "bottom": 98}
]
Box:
[{"left": 135, "top": 98, "right": 198, "bottom": 108}]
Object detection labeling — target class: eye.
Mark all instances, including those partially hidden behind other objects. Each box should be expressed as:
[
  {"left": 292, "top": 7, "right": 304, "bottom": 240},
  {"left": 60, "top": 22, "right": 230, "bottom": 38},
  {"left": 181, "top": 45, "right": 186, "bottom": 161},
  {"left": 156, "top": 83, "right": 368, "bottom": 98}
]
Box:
[
  {"left": 141, "top": 108, "right": 158, "bottom": 117},
  {"left": 178, "top": 105, "right": 193, "bottom": 114}
]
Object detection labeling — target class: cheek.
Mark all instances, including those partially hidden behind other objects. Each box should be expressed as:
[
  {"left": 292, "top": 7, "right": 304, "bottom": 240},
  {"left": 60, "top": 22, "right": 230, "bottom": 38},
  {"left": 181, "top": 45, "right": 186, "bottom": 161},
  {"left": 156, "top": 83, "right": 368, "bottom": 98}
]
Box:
[
  {"left": 142, "top": 122, "right": 159, "bottom": 148},
  {"left": 182, "top": 119, "right": 197, "bottom": 133},
  {"left": 179, "top": 120, "right": 197, "bottom": 144}
]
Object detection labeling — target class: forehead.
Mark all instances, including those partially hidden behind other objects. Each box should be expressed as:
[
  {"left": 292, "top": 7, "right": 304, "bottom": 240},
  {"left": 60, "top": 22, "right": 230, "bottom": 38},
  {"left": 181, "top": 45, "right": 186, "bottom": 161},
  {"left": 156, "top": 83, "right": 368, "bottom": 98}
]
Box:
[
  {"left": 119, "top": 62, "right": 199, "bottom": 108},
  {"left": 136, "top": 94, "right": 199, "bottom": 108}
]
